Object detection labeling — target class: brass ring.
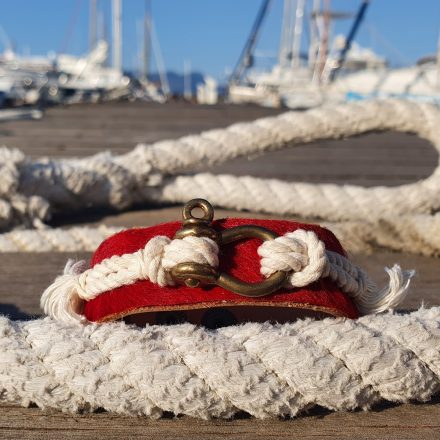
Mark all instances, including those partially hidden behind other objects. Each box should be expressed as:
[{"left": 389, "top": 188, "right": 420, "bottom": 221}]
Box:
[{"left": 182, "top": 198, "right": 214, "bottom": 223}]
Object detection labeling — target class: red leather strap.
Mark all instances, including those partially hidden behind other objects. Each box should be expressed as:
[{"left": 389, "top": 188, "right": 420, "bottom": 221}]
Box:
[{"left": 84, "top": 218, "right": 359, "bottom": 322}]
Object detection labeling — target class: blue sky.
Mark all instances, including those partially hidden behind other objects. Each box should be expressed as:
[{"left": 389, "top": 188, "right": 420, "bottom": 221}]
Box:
[{"left": 0, "top": 0, "right": 439, "bottom": 80}]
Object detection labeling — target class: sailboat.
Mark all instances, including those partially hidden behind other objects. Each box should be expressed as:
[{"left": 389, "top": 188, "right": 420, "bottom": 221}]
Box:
[
  {"left": 227, "top": 0, "right": 384, "bottom": 109},
  {"left": 0, "top": 0, "right": 169, "bottom": 108},
  {"left": 330, "top": 51, "right": 440, "bottom": 105}
]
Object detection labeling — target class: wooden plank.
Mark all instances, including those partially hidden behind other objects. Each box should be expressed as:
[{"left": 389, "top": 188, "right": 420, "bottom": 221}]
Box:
[
  {"left": 1, "top": 402, "right": 439, "bottom": 440},
  {"left": 0, "top": 102, "right": 282, "bottom": 156}
]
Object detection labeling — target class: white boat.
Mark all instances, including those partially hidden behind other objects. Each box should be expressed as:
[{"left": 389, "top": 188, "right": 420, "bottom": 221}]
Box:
[
  {"left": 228, "top": 0, "right": 390, "bottom": 109},
  {"left": 55, "top": 40, "right": 131, "bottom": 100},
  {"left": 229, "top": 0, "right": 440, "bottom": 109},
  {"left": 330, "top": 58, "right": 440, "bottom": 105},
  {"left": 0, "top": 63, "right": 51, "bottom": 106},
  {"left": 0, "top": 0, "right": 168, "bottom": 107}
]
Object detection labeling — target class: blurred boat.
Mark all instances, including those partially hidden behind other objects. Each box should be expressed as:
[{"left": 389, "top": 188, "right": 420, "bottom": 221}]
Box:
[
  {"left": 331, "top": 56, "right": 440, "bottom": 106},
  {"left": 0, "top": 40, "right": 168, "bottom": 107},
  {"left": 0, "top": 49, "right": 54, "bottom": 106},
  {"left": 228, "top": 0, "right": 374, "bottom": 109},
  {"left": 0, "top": 0, "right": 168, "bottom": 109},
  {"left": 229, "top": 0, "right": 440, "bottom": 109},
  {"left": 197, "top": 76, "right": 219, "bottom": 105}
]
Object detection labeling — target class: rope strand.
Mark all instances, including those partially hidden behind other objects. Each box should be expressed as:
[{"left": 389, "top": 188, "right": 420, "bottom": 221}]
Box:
[
  {"left": 0, "top": 100, "right": 440, "bottom": 236},
  {"left": 1, "top": 308, "right": 439, "bottom": 418}
]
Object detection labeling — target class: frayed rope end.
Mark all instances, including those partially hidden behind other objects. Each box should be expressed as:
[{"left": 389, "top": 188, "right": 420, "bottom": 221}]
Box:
[
  {"left": 357, "top": 264, "right": 415, "bottom": 315},
  {"left": 40, "top": 259, "right": 88, "bottom": 324}
]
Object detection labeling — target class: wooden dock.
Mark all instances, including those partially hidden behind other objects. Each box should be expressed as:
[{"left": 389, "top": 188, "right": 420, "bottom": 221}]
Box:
[{"left": 0, "top": 102, "right": 439, "bottom": 439}]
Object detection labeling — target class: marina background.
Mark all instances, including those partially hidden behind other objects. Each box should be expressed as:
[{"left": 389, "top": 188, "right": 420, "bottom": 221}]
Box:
[
  {"left": 1, "top": 0, "right": 439, "bottom": 91},
  {"left": 1, "top": 0, "right": 440, "bottom": 110},
  {"left": 1, "top": 1, "right": 440, "bottom": 438}
]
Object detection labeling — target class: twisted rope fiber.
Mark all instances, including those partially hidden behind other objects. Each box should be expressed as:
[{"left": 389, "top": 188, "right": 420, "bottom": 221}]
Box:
[
  {"left": 1, "top": 99, "right": 440, "bottom": 236},
  {"left": 0, "top": 225, "right": 123, "bottom": 252},
  {"left": 1, "top": 307, "right": 439, "bottom": 418},
  {"left": 1, "top": 213, "right": 440, "bottom": 256},
  {"left": 40, "top": 230, "right": 413, "bottom": 323}
]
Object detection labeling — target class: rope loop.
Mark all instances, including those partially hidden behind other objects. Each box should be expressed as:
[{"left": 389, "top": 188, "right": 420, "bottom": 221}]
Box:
[{"left": 258, "top": 229, "right": 327, "bottom": 287}]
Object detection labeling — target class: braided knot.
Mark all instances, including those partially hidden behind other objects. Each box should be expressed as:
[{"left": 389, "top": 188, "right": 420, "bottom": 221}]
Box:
[
  {"left": 78, "top": 235, "right": 219, "bottom": 294},
  {"left": 258, "top": 229, "right": 327, "bottom": 287},
  {"left": 138, "top": 235, "right": 174, "bottom": 286},
  {"left": 75, "top": 236, "right": 169, "bottom": 296},
  {"left": 162, "top": 236, "right": 219, "bottom": 271}
]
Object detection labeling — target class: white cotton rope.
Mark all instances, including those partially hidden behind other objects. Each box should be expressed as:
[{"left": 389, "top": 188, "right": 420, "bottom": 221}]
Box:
[
  {"left": 1, "top": 99, "right": 440, "bottom": 254},
  {"left": 0, "top": 225, "right": 124, "bottom": 252},
  {"left": 0, "top": 307, "right": 439, "bottom": 419},
  {"left": 40, "top": 230, "right": 413, "bottom": 323},
  {"left": 1, "top": 213, "right": 440, "bottom": 256}
]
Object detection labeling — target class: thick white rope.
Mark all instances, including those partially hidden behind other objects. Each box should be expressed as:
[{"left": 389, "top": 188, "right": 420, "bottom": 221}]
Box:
[
  {"left": 40, "top": 231, "right": 413, "bottom": 323},
  {"left": 324, "top": 214, "right": 440, "bottom": 257},
  {"left": 1, "top": 99, "right": 440, "bottom": 239},
  {"left": 1, "top": 213, "right": 440, "bottom": 256},
  {"left": 1, "top": 307, "right": 439, "bottom": 419},
  {"left": 0, "top": 225, "right": 123, "bottom": 252}
]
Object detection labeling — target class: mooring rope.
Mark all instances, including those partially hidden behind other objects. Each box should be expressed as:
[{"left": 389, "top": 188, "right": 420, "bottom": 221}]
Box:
[
  {"left": 0, "top": 225, "right": 122, "bottom": 252},
  {"left": 0, "top": 307, "right": 439, "bottom": 419},
  {"left": 1, "top": 213, "right": 440, "bottom": 257},
  {"left": 0, "top": 100, "right": 439, "bottom": 255}
]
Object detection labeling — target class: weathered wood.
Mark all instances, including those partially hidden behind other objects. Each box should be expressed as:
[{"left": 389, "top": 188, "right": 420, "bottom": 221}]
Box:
[
  {"left": 0, "top": 402, "right": 439, "bottom": 440},
  {"left": 1, "top": 102, "right": 439, "bottom": 438},
  {"left": 0, "top": 102, "right": 437, "bottom": 187},
  {"left": 0, "top": 102, "right": 282, "bottom": 157}
]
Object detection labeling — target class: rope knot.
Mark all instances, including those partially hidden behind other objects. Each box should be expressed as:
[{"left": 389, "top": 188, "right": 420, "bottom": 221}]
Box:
[
  {"left": 258, "top": 229, "right": 327, "bottom": 287},
  {"left": 138, "top": 235, "right": 173, "bottom": 286},
  {"left": 162, "top": 236, "right": 219, "bottom": 271}
]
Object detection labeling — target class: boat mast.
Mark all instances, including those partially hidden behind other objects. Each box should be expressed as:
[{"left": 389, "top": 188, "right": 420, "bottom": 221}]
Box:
[
  {"left": 148, "top": 19, "right": 170, "bottom": 97},
  {"left": 89, "top": 0, "right": 98, "bottom": 50},
  {"left": 112, "top": 0, "right": 122, "bottom": 73},
  {"left": 308, "top": 0, "right": 321, "bottom": 72},
  {"left": 229, "top": 0, "right": 272, "bottom": 85},
  {"left": 315, "top": 0, "right": 330, "bottom": 81},
  {"left": 328, "top": 0, "right": 370, "bottom": 81},
  {"left": 141, "top": 0, "right": 152, "bottom": 81},
  {"left": 0, "top": 25, "right": 12, "bottom": 53},
  {"left": 279, "top": 0, "right": 293, "bottom": 68},
  {"left": 291, "top": 0, "right": 305, "bottom": 68}
]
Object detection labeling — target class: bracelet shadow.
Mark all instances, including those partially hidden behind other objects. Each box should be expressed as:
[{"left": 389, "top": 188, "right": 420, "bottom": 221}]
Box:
[{"left": 0, "top": 303, "right": 39, "bottom": 321}]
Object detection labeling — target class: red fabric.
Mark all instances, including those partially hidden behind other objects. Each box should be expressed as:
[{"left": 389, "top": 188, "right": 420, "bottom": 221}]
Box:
[{"left": 84, "top": 218, "right": 359, "bottom": 322}]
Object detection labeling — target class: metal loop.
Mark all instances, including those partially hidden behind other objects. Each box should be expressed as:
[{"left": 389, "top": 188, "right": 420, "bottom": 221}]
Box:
[
  {"left": 182, "top": 198, "right": 214, "bottom": 224},
  {"left": 171, "top": 199, "right": 288, "bottom": 297}
]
